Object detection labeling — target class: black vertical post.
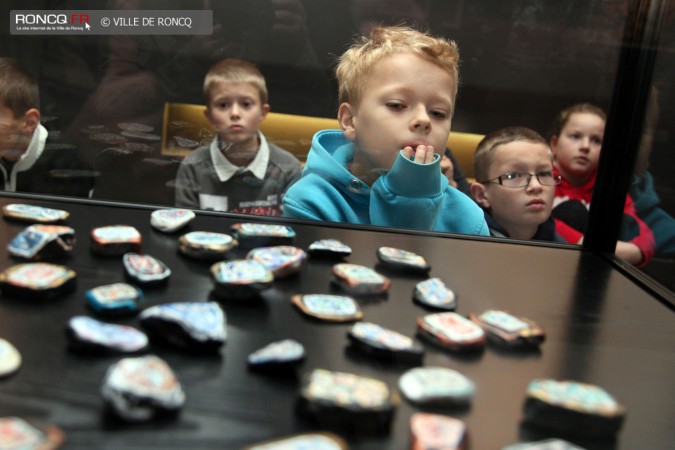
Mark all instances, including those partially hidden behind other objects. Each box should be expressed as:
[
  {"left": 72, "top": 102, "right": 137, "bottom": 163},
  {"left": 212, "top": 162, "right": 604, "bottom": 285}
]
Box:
[{"left": 583, "top": 0, "right": 665, "bottom": 255}]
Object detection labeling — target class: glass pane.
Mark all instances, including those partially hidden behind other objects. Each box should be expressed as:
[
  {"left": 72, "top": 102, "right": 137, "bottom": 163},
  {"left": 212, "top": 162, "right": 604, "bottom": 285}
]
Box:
[
  {"left": 2, "top": 0, "right": 672, "bottom": 281},
  {"left": 628, "top": 3, "right": 675, "bottom": 289}
]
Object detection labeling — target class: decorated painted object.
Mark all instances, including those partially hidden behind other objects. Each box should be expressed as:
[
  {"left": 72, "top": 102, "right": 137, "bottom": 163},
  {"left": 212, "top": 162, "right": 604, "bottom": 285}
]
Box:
[
  {"left": 413, "top": 278, "right": 457, "bottom": 310},
  {"left": 139, "top": 302, "right": 226, "bottom": 352},
  {"left": 331, "top": 263, "right": 390, "bottom": 295},
  {"left": 2, "top": 204, "right": 69, "bottom": 223},
  {"left": 292, "top": 294, "right": 363, "bottom": 322},
  {"left": 210, "top": 260, "right": 274, "bottom": 299},
  {"left": 101, "top": 355, "right": 185, "bottom": 422},
  {"left": 247, "top": 246, "right": 306, "bottom": 278},
  {"left": 0, "top": 263, "right": 77, "bottom": 300},
  {"left": 417, "top": 312, "right": 486, "bottom": 351},
  {"left": 178, "top": 231, "right": 237, "bottom": 260},
  {"left": 150, "top": 208, "right": 195, "bottom": 233}
]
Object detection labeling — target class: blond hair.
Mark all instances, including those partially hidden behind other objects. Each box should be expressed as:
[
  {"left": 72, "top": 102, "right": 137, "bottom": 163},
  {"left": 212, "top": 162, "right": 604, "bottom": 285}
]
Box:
[
  {"left": 473, "top": 126, "right": 551, "bottom": 182},
  {"left": 550, "top": 103, "right": 606, "bottom": 138},
  {"left": 0, "top": 57, "right": 39, "bottom": 118},
  {"left": 335, "top": 26, "right": 459, "bottom": 106},
  {"left": 203, "top": 58, "right": 268, "bottom": 105}
]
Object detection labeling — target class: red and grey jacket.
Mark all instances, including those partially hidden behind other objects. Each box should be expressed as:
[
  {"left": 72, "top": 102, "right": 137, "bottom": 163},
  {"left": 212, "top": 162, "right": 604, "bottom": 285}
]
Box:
[{"left": 553, "top": 168, "right": 655, "bottom": 267}]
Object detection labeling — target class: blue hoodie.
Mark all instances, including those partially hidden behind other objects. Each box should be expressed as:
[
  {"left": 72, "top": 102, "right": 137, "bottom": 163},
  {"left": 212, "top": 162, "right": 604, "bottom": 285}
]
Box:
[{"left": 283, "top": 130, "right": 488, "bottom": 236}]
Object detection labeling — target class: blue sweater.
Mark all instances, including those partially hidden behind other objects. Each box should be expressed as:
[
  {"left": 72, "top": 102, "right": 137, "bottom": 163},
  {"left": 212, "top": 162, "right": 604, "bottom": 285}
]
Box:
[
  {"left": 283, "top": 130, "right": 488, "bottom": 236},
  {"left": 630, "top": 172, "right": 675, "bottom": 254}
]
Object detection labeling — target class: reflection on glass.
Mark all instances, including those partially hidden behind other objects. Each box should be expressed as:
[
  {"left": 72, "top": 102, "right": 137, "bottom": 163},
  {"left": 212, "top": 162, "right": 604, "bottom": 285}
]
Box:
[
  {"left": 631, "top": 84, "right": 675, "bottom": 289},
  {"left": 281, "top": 26, "right": 489, "bottom": 236},
  {"left": 0, "top": 1, "right": 673, "bottom": 283}
]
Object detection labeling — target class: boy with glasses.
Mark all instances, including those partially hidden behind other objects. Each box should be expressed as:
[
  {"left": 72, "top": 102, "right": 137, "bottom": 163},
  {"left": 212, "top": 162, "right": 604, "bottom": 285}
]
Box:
[{"left": 470, "top": 127, "right": 564, "bottom": 241}]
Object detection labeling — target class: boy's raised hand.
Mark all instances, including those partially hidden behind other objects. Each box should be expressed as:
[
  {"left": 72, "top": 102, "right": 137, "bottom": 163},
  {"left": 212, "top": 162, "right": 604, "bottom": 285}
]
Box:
[{"left": 403, "top": 145, "right": 436, "bottom": 165}]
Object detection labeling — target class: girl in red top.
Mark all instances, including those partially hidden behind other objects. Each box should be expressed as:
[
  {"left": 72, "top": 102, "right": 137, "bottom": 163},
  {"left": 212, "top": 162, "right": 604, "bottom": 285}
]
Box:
[{"left": 550, "top": 103, "right": 654, "bottom": 267}]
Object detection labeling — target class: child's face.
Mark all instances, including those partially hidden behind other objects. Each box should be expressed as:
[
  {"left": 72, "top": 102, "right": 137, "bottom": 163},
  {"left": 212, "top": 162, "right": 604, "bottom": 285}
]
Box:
[
  {"left": 473, "top": 141, "right": 555, "bottom": 240},
  {"left": 205, "top": 82, "right": 269, "bottom": 151},
  {"left": 551, "top": 112, "right": 605, "bottom": 186},
  {"left": 340, "top": 52, "right": 454, "bottom": 177},
  {"left": 0, "top": 105, "right": 29, "bottom": 160}
]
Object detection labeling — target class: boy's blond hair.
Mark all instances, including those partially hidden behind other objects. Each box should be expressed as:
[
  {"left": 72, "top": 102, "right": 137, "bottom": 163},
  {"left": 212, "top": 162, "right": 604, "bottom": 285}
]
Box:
[
  {"left": 203, "top": 58, "right": 268, "bottom": 105},
  {"left": 473, "top": 127, "right": 551, "bottom": 183},
  {"left": 550, "top": 103, "right": 606, "bottom": 138},
  {"left": 0, "top": 57, "right": 39, "bottom": 118},
  {"left": 335, "top": 26, "right": 459, "bottom": 106}
]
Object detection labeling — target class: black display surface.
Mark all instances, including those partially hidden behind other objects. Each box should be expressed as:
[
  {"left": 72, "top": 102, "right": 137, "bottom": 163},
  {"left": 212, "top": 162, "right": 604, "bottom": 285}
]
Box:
[{"left": 0, "top": 194, "right": 672, "bottom": 450}]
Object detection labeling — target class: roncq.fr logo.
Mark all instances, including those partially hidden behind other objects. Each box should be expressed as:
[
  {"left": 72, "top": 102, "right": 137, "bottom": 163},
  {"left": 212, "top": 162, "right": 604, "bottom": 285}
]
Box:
[{"left": 15, "top": 13, "right": 91, "bottom": 29}]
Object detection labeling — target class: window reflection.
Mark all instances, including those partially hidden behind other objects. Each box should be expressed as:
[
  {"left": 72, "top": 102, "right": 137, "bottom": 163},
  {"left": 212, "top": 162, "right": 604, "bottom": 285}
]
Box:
[{"left": 0, "top": 1, "right": 673, "bottom": 285}]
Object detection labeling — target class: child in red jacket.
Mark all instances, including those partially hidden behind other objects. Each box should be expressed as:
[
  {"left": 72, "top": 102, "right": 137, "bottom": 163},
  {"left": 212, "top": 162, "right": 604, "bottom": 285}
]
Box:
[{"left": 550, "top": 103, "right": 654, "bottom": 267}]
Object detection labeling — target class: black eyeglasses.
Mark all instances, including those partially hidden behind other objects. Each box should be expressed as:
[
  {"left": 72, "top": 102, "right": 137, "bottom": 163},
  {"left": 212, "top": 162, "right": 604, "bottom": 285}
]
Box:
[{"left": 479, "top": 171, "right": 562, "bottom": 188}]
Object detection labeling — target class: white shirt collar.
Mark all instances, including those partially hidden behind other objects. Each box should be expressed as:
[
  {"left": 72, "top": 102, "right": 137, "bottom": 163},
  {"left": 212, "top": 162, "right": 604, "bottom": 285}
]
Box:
[
  {"left": 3, "top": 124, "right": 48, "bottom": 191},
  {"left": 210, "top": 131, "right": 269, "bottom": 182},
  {"left": 15, "top": 123, "right": 47, "bottom": 172}
]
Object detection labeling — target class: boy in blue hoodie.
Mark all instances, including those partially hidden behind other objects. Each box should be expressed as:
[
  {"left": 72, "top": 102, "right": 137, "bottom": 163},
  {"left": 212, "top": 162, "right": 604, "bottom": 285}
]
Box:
[{"left": 282, "top": 26, "right": 488, "bottom": 236}]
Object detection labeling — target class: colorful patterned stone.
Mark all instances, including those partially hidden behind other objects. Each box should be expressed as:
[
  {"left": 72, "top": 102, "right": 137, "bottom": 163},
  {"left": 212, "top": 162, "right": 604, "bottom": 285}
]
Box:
[
  {"left": 292, "top": 294, "right": 363, "bottom": 322},
  {"left": 91, "top": 225, "right": 141, "bottom": 256},
  {"left": 150, "top": 208, "right": 195, "bottom": 233},
  {"left": 86, "top": 283, "right": 143, "bottom": 316},
  {"left": 178, "top": 231, "right": 237, "bottom": 260},
  {"left": 8, "top": 225, "right": 75, "bottom": 260},
  {"left": 399, "top": 367, "right": 475, "bottom": 405},
  {"left": 502, "top": 438, "right": 587, "bottom": 450},
  {"left": 139, "top": 302, "right": 226, "bottom": 352},
  {"left": 377, "top": 246, "right": 430, "bottom": 273},
  {"left": 2, "top": 204, "right": 69, "bottom": 223},
  {"left": 413, "top": 278, "right": 457, "bottom": 310},
  {"left": 210, "top": 260, "right": 274, "bottom": 299},
  {"left": 0, "top": 339, "right": 21, "bottom": 377},
  {"left": 101, "top": 355, "right": 185, "bottom": 422},
  {"left": 0, "top": 263, "right": 76, "bottom": 300},
  {"left": 123, "top": 253, "right": 171, "bottom": 287},
  {"left": 247, "top": 246, "right": 306, "bottom": 278},
  {"left": 471, "top": 310, "right": 545, "bottom": 348},
  {"left": 410, "top": 413, "right": 468, "bottom": 450},
  {"left": 348, "top": 322, "right": 424, "bottom": 363},
  {"left": 301, "top": 369, "right": 397, "bottom": 434},
  {"left": 0, "top": 417, "right": 65, "bottom": 450},
  {"left": 248, "top": 339, "right": 305, "bottom": 372},
  {"left": 417, "top": 312, "right": 486, "bottom": 352},
  {"left": 331, "top": 263, "right": 390, "bottom": 295},
  {"left": 230, "top": 223, "right": 295, "bottom": 248},
  {"left": 307, "top": 239, "right": 352, "bottom": 258},
  {"left": 66, "top": 316, "right": 149, "bottom": 354},
  {"left": 523, "top": 379, "right": 625, "bottom": 438},
  {"left": 244, "top": 432, "right": 348, "bottom": 450}
]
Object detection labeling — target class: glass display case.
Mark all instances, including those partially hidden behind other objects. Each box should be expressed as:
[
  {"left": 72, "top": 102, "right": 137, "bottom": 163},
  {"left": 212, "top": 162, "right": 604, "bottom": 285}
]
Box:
[
  {"left": 2, "top": 1, "right": 673, "bottom": 292},
  {"left": 0, "top": 1, "right": 673, "bottom": 448}
]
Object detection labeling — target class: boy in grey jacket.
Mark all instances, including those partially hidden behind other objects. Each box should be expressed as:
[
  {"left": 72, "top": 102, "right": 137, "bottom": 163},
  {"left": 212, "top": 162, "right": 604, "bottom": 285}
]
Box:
[{"left": 175, "top": 58, "right": 301, "bottom": 216}]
